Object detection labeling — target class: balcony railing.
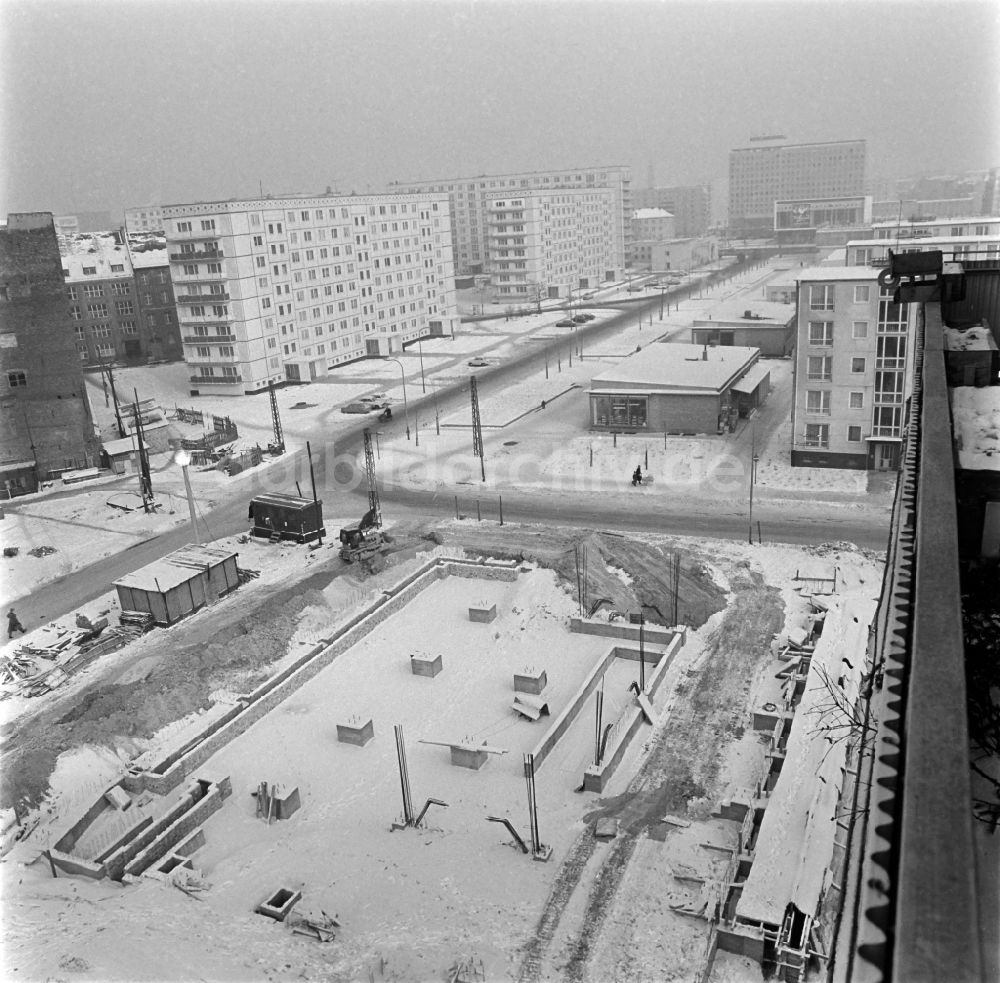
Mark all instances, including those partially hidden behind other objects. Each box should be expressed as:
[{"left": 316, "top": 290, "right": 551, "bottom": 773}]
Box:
[
  {"left": 169, "top": 249, "right": 223, "bottom": 262},
  {"left": 876, "top": 357, "right": 906, "bottom": 370},
  {"left": 182, "top": 333, "right": 235, "bottom": 344},
  {"left": 189, "top": 374, "right": 241, "bottom": 384},
  {"left": 176, "top": 292, "right": 230, "bottom": 304},
  {"left": 870, "top": 424, "right": 902, "bottom": 438}
]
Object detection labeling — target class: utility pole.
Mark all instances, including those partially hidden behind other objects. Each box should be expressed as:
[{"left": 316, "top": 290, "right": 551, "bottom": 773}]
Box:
[
  {"left": 748, "top": 423, "right": 759, "bottom": 545},
  {"left": 99, "top": 351, "right": 126, "bottom": 438},
  {"left": 268, "top": 380, "right": 284, "bottom": 455},
  {"left": 470, "top": 375, "right": 485, "bottom": 482},
  {"left": 132, "top": 389, "right": 153, "bottom": 512},
  {"left": 306, "top": 440, "right": 323, "bottom": 546}
]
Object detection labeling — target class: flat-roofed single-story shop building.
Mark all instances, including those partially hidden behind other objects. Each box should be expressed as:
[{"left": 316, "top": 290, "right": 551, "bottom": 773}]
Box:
[{"left": 588, "top": 342, "right": 769, "bottom": 434}]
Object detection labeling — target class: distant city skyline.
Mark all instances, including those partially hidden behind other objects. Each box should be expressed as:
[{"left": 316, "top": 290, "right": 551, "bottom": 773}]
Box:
[{"left": 2, "top": 0, "right": 997, "bottom": 220}]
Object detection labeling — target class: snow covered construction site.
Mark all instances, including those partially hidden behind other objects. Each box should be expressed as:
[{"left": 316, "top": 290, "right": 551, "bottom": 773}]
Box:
[{"left": 0, "top": 524, "right": 882, "bottom": 983}]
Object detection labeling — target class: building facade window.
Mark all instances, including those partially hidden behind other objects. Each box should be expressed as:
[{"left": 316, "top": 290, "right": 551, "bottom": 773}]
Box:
[
  {"left": 847, "top": 425, "right": 863, "bottom": 442},
  {"left": 7, "top": 370, "right": 26, "bottom": 387},
  {"left": 807, "top": 355, "right": 832, "bottom": 381},
  {"left": 809, "top": 285, "right": 834, "bottom": 311},
  {"left": 806, "top": 390, "right": 832, "bottom": 415},
  {"left": 849, "top": 391, "right": 864, "bottom": 409},
  {"left": 853, "top": 285, "right": 870, "bottom": 303},
  {"left": 851, "top": 357, "right": 866, "bottom": 373},
  {"left": 852, "top": 321, "right": 868, "bottom": 339},
  {"left": 803, "top": 423, "right": 829, "bottom": 448},
  {"left": 808, "top": 322, "right": 833, "bottom": 346}
]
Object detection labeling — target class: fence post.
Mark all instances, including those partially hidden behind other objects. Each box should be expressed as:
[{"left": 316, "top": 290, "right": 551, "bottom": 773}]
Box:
[
  {"left": 455, "top": 495, "right": 459, "bottom": 520},
  {"left": 477, "top": 500, "right": 481, "bottom": 522},
  {"left": 499, "top": 495, "right": 503, "bottom": 526}
]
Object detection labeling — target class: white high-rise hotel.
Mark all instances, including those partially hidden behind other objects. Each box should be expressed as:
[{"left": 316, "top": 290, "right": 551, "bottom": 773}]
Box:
[{"left": 162, "top": 194, "right": 459, "bottom": 395}]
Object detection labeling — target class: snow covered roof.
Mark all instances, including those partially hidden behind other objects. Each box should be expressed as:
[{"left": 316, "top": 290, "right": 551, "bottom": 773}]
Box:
[
  {"left": 944, "top": 325, "right": 997, "bottom": 352},
  {"left": 736, "top": 597, "right": 875, "bottom": 927},
  {"left": 730, "top": 362, "right": 771, "bottom": 395},
  {"left": 60, "top": 232, "right": 133, "bottom": 280},
  {"left": 101, "top": 435, "right": 148, "bottom": 457},
  {"left": 589, "top": 343, "right": 759, "bottom": 394},
  {"left": 694, "top": 299, "right": 795, "bottom": 326},
  {"left": 126, "top": 232, "right": 169, "bottom": 269},
  {"left": 113, "top": 544, "right": 238, "bottom": 593},
  {"left": 951, "top": 387, "right": 1000, "bottom": 471},
  {"left": 794, "top": 265, "right": 881, "bottom": 283},
  {"left": 633, "top": 208, "right": 674, "bottom": 220}
]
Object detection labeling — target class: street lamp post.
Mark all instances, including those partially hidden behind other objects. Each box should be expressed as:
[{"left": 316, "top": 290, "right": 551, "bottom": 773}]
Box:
[
  {"left": 382, "top": 356, "right": 410, "bottom": 440},
  {"left": 748, "top": 423, "right": 759, "bottom": 544},
  {"left": 174, "top": 449, "right": 200, "bottom": 543},
  {"left": 417, "top": 339, "right": 426, "bottom": 394}
]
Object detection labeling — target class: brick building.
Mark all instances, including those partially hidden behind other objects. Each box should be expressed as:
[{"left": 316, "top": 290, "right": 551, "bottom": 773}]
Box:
[
  {"left": 0, "top": 213, "right": 100, "bottom": 496},
  {"left": 127, "top": 232, "right": 182, "bottom": 362},
  {"left": 61, "top": 231, "right": 168, "bottom": 366}
]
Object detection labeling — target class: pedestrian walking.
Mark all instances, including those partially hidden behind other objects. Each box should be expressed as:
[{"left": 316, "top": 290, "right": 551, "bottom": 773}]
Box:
[
  {"left": 632, "top": 465, "right": 643, "bottom": 487},
  {"left": 7, "top": 608, "right": 26, "bottom": 639}
]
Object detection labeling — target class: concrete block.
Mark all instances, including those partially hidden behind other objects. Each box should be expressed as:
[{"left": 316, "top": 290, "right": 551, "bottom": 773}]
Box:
[
  {"left": 468, "top": 602, "right": 497, "bottom": 623},
  {"left": 104, "top": 786, "right": 132, "bottom": 811},
  {"left": 256, "top": 887, "right": 302, "bottom": 922},
  {"left": 275, "top": 786, "right": 301, "bottom": 821},
  {"left": 450, "top": 744, "right": 489, "bottom": 770},
  {"left": 514, "top": 669, "right": 547, "bottom": 695},
  {"left": 410, "top": 653, "right": 443, "bottom": 678},
  {"left": 337, "top": 718, "right": 374, "bottom": 747}
]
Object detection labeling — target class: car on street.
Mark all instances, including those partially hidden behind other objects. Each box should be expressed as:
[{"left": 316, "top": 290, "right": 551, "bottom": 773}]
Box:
[
  {"left": 341, "top": 401, "right": 376, "bottom": 414},
  {"left": 556, "top": 318, "right": 576, "bottom": 327},
  {"left": 626, "top": 285, "right": 643, "bottom": 293},
  {"left": 571, "top": 314, "right": 590, "bottom": 323},
  {"left": 467, "top": 358, "right": 489, "bottom": 367},
  {"left": 359, "top": 393, "right": 387, "bottom": 403},
  {"left": 582, "top": 292, "right": 596, "bottom": 300}
]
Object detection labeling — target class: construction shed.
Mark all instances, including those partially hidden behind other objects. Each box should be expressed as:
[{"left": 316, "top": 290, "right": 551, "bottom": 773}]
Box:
[
  {"left": 248, "top": 492, "right": 325, "bottom": 543},
  {"left": 113, "top": 544, "right": 240, "bottom": 626}
]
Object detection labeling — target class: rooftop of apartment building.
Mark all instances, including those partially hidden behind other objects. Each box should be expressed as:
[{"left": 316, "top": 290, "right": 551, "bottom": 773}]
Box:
[
  {"left": 693, "top": 298, "right": 794, "bottom": 324},
  {"left": 59, "top": 231, "right": 132, "bottom": 280},
  {"left": 794, "top": 265, "right": 881, "bottom": 282},
  {"left": 161, "top": 190, "right": 452, "bottom": 213},
  {"left": 388, "top": 164, "right": 630, "bottom": 185},
  {"left": 126, "top": 231, "right": 168, "bottom": 269},
  {"left": 633, "top": 208, "right": 674, "bottom": 220},
  {"left": 590, "top": 342, "right": 758, "bottom": 392},
  {"left": 731, "top": 137, "right": 866, "bottom": 152}
]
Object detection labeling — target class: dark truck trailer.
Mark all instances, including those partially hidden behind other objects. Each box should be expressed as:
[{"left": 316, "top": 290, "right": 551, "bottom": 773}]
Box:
[{"left": 249, "top": 492, "right": 325, "bottom": 544}]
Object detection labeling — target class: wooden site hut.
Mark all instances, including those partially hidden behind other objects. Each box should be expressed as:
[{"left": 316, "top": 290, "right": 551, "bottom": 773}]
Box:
[
  {"left": 113, "top": 544, "right": 239, "bottom": 626},
  {"left": 248, "top": 492, "right": 325, "bottom": 544}
]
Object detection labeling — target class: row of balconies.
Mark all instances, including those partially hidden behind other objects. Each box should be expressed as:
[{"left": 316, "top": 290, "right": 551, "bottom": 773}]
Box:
[
  {"left": 189, "top": 373, "right": 242, "bottom": 384},
  {"left": 169, "top": 248, "right": 223, "bottom": 262}
]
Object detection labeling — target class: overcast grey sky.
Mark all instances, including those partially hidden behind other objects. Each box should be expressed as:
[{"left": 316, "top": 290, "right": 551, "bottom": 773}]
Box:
[{"left": 2, "top": 0, "right": 997, "bottom": 219}]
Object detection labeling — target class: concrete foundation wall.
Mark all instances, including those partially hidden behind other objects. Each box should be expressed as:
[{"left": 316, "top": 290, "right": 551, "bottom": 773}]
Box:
[
  {"left": 716, "top": 923, "right": 767, "bottom": 962},
  {"left": 123, "top": 558, "right": 521, "bottom": 796},
  {"left": 570, "top": 618, "right": 679, "bottom": 645}
]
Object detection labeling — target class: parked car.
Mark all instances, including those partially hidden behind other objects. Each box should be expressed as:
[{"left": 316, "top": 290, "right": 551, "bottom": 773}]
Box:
[
  {"left": 572, "top": 314, "right": 589, "bottom": 324},
  {"left": 467, "top": 358, "right": 489, "bottom": 367},
  {"left": 626, "top": 285, "right": 643, "bottom": 293},
  {"left": 582, "top": 292, "right": 596, "bottom": 300},
  {"left": 341, "top": 402, "right": 375, "bottom": 414},
  {"left": 556, "top": 318, "right": 576, "bottom": 327},
  {"left": 359, "top": 393, "right": 387, "bottom": 404},
  {"left": 576, "top": 312, "right": 595, "bottom": 321}
]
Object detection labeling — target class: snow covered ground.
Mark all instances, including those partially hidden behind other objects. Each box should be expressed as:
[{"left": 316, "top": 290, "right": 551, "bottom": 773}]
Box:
[{"left": 952, "top": 386, "right": 1000, "bottom": 470}]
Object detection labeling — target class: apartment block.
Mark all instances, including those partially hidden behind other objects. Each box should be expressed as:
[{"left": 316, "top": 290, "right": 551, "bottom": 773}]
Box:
[
  {"left": 631, "top": 208, "right": 676, "bottom": 243},
  {"left": 1, "top": 213, "right": 100, "bottom": 495},
  {"left": 391, "top": 165, "right": 630, "bottom": 278},
  {"left": 631, "top": 185, "right": 711, "bottom": 236},
  {"left": 127, "top": 232, "right": 182, "bottom": 362},
  {"left": 61, "top": 231, "right": 149, "bottom": 366},
  {"left": 484, "top": 188, "right": 618, "bottom": 301},
  {"left": 729, "top": 139, "right": 866, "bottom": 237},
  {"left": 124, "top": 206, "right": 165, "bottom": 233},
  {"left": 791, "top": 267, "right": 916, "bottom": 470},
  {"left": 162, "top": 194, "right": 458, "bottom": 395}
]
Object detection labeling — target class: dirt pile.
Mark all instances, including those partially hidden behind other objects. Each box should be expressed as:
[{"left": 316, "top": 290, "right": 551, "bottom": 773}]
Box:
[
  {"left": 1, "top": 588, "right": 330, "bottom": 814},
  {"left": 439, "top": 525, "right": 727, "bottom": 629}
]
